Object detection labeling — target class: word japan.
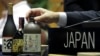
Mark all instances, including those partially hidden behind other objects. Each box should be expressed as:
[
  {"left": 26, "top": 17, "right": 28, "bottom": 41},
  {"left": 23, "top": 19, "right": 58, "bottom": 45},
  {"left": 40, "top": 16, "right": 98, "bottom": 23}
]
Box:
[{"left": 64, "top": 32, "right": 95, "bottom": 49}]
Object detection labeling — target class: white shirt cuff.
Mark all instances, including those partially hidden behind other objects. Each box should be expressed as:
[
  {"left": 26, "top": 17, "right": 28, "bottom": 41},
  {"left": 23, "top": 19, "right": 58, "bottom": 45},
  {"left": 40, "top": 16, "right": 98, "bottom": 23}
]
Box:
[{"left": 57, "top": 12, "right": 67, "bottom": 27}]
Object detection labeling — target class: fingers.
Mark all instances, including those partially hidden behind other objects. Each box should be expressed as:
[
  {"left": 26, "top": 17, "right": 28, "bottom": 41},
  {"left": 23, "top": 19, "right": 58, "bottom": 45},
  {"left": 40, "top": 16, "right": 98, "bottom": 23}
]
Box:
[
  {"left": 26, "top": 8, "right": 58, "bottom": 24},
  {"left": 26, "top": 8, "right": 47, "bottom": 22},
  {"left": 34, "top": 14, "right": 47, "bottom": 23},
  {"left": 26, "top": 8, "right": 45, "bottom": 21}
]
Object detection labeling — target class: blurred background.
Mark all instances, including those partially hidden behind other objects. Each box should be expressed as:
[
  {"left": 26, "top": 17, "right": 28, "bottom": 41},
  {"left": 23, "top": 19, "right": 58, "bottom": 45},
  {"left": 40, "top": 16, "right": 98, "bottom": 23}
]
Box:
[{"left": 0, "top": 0, "right": 64, "bottom": 28}]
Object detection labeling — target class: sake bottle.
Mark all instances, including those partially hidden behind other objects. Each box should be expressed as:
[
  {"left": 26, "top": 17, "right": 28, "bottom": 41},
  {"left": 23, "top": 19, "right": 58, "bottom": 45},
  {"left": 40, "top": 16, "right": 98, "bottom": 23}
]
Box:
[
  {"left": 2, "top": 3, "right": 17, "bottom": 55},
  {"left": 23, "top": 16, "right": 41, "bottom": 56}
]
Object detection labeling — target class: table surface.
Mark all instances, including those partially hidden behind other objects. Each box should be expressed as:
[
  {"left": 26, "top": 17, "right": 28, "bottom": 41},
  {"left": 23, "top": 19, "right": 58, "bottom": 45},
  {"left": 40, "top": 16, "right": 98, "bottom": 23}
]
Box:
[{"left": 48, "top": 54, "right": 76, "bottom": 56}]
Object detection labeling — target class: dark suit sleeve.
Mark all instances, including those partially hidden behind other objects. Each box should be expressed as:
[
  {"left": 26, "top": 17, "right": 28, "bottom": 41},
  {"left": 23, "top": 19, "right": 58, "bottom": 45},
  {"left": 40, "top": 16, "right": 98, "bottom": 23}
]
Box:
[
  {"left": 64, "top": 0, "right": 83, "bottom": 11},
  {"left": 67, "top": 11, "right": 100, "bottom": 25}
]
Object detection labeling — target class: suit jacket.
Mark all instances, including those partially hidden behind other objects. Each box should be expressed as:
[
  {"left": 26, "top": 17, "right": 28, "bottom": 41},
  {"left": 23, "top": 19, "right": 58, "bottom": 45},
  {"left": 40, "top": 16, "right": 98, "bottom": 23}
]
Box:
[
  {"left": 64, "top": 0, "right": 100, "bottom": 11},
  {"left": 64, "top": 0, "right": 100, "bottom": 26}
]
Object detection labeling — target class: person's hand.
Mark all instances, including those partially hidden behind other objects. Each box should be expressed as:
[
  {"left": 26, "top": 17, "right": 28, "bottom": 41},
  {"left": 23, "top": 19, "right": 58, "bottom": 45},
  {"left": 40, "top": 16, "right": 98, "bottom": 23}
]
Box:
[{"left": 26, "top": 8, "right": 59, "bottom": 24}]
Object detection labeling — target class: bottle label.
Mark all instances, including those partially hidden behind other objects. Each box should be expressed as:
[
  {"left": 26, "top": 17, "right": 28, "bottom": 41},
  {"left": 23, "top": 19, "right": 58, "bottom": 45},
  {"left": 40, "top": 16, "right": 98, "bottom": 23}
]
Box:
[
  {"left": 23, "top": 34, "right": 41, "bottom": 52},
  {"left": 12, "top": 39, "right": 23, "bottom": 52},
  {"left": 2, "top": 37, "right": 12, "bottom": 52}
]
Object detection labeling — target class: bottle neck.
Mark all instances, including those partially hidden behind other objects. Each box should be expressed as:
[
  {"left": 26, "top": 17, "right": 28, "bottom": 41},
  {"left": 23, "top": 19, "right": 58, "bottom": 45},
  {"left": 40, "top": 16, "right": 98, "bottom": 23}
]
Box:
[
  {"left": 19, "top": 25, "right": 22, "bottom": 31},
  {"left": 19, "top": 17, "right": 24, "bottom": 30},
  {"left": 8, "top": 3, "right": 13, "bottom": 15},
  {"left": 18, "top": 28, "right": 22, "bottom": 31},
  {"left": 29, "top": 17, "right": 35, "bottom": 23}
]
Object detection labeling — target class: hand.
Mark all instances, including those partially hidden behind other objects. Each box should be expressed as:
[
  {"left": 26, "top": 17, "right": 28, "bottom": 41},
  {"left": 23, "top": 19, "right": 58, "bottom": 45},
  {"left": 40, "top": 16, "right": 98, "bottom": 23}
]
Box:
[{"left": 26, "top": 8, "right": 59, "bottom": 24}]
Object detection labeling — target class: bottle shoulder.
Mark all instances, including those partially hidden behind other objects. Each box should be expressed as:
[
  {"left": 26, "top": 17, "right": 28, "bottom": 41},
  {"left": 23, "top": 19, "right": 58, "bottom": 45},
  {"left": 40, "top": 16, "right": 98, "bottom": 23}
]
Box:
[
  {"left": 24, "top": 22, "right": 41, "bottom": 33},
  {"left": 3, "top": 15, "right": 17, "bottom": 36},
  {"left": 13, "top": 30, "right": 23, "bottom": 39}
]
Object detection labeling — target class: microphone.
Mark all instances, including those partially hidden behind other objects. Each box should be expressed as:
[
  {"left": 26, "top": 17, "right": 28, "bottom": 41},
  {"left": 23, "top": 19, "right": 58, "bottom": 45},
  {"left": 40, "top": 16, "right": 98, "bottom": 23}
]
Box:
[{"left": 64, "top": 17, "right": 100, "bottom": 28}]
